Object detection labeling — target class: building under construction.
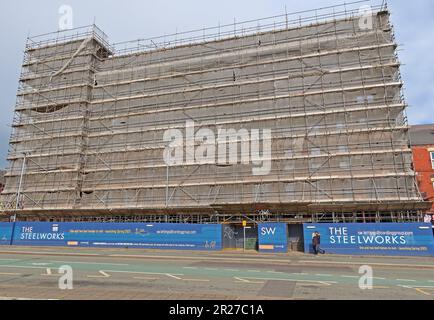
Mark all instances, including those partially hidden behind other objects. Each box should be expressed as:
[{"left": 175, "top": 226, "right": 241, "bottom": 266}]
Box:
[{"left": 0, "top": 2, "right": 430, "bottom": 224}]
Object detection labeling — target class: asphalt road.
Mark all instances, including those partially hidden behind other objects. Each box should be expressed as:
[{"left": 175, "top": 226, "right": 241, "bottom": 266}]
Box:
[{"left": 0, "top": 246, "right": 432, "bottom": 300}]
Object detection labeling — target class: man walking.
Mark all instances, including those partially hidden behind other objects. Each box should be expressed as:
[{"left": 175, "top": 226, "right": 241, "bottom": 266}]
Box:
[{"left": 312, "top": 232, "right": 325, "bottom": 255}]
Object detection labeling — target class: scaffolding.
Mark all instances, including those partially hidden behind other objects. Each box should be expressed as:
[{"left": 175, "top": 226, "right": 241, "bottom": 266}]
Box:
[{"left": 0, "top": 1, "right": 430, "bottom": 222}]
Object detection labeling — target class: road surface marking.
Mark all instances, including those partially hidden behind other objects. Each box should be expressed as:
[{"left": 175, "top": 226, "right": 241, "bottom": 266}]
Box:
[
  {"left": 0, "top": 272, "right": 22, "bottom": 276},
  {"left": 100, "top": 269, "right": 184, "bottom": 277},
  {"left": 316, "top": 274, "right": 332, "bottom": 277},
  {"left": 0, "top": 259, "right": 20, "bottom": 261},
  {"left": 234, "top": 277, "right": 264, "bottom": 284},
  {"left": 396, "top": 279, "right": 416, "bottom": 282},
  {"left": 0, "top": 250, "right": 100, "bottom": 256},
  {"left": 166, "top": 274, "right": 183, "bottom": 280},
  {"left": 4, "top": 250, "right": 433, "bottom": 270},
  {"left": 224, "top": 269, "right": 239, "bottom": 272},
  {"left": 299, "top": 260, "right": 434, "bottom": 269},
  {"left": 341, "top": 275, "right": 359, "bottom": 279},
  {"left": 204, "top": 268, "right": 218, "bottom": 271},
  {"left": 241, "top": 276, "right": 336, "bottom": 285},
  {"left": 41, "top": 268, "right": 53, "bottom": 276},
  {"left": 0, "top": 265, "right": 45, "bottom": 270},
  {"left": 31, "top": 263, "right": 52, "bottom": 266},
  {"left": 0, "top": 296, "right": 59, "bottom": 301},
  {"left": 414, "top": 288, "right": 431, "bottom": 296},
  {"left": 428, "top": 280, "right": 434, "bottom": 283},
  {"left": 182, "top": 267, "right": 198, "bottom": 270},
  {"left": 133, "top": 276, "right": 159, "bottom": 280},
  {"left": 183, "top": 278, "right": 210, "bottom": 282},
  {"left": 318, "top": 281, "right": 337, "bottom": 286},
  {"left": 267, "top": 271, "right": 284, "bottom": 274},
  {"left": 399, "top": 285, "right": 431, "bottom": 296},
  {"left": 373, "top": 277, "right": 386, "bottom": 280},
  {"left": 87, "top": 271, "right": 110, "bottom": 278},
  {"left": 50, "top": 260, "right": 129, "bottom": 266}
]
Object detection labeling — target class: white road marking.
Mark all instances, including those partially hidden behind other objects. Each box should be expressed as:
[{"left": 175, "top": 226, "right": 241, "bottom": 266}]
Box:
[
  {"left": 50, "top": 260, "right": 129, "bottom": 266},
  {"left": 0, "top": 259, "right": 20, "bottom": 261},
  {"left": 100, "top": 269, "right": 184, "bottom": 277},
  {"left": 234, "top": 277, "right": 264, "bottom": 284},
  {"left": 183, "top": 279, "right": 210, "bottom": 282},
  {"left": 318, "top": 281, "right": 337, "bottom": 286},
  {"left": 299, "top": 260, "right": 434, "bottom": 269},
  {"left": 0, "top": 265, "right": 45, "bottom": 270},
  {"left": 242, "top": 276, "right": 336, "bottom": 285},
  {"left": 234, "top": 277, "right": 250, "bottom": 283},
  {"left": 224, "top": 269, "right": 239, "bottom": 272},
  {"left": 133, "top": 276, "right": 158, "bottom": 280},
  {"left": 0, "top": 296, "right": 59, "bottom": 301},
  {"left": 182, "top": 267, "right": 198, "bottom": 270},
  {"left": 341, "top": 275, "right": 359, "bottom": 279},
  {"left": 267, "top": 271, "right": 284, "bottom": 274},
  {"left": 87, "top": 271, "right": 110, "bottom": 278},
  {"left": 315, "top": 274, "right": 332, "bottom": 277},
  {"left": 396, "top": 279, "right": 416, "bottom": 282},
  {"left": 32, "top": 263, "right": 52, "bottom": 266},
  {"left": 41, "top": 268, "right": 52, "bottom": 276},
  {"left": 166, "top": 274, "right": 183, "bottom": 280}
]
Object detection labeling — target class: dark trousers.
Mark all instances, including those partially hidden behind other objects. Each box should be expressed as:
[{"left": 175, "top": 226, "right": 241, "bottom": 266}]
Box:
[{"left": 313, "top": 244, "right": 324, "bottom": 255}]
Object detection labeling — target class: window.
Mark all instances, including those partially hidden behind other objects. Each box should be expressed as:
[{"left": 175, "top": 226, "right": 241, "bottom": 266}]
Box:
[{"left": 430, "top": 152, "right": 434, "bottom": 169}]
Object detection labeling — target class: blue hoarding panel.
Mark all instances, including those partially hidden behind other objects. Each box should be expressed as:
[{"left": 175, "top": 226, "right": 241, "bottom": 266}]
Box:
[
  {"left": 303, "top": 223, "right": 434, "bottom": 257},
  {"left": 0, "top": 223, "right": 14, "bottom": 246},
  {"left": 12, "top": 222, "right": 222, "bottom": 251},
  {"left": 258, "top": 223, "right": 287, "bottom": 253}
]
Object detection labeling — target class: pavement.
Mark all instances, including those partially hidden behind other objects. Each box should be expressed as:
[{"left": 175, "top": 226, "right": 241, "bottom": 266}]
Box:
[{"left": 0, "top": 246, "right": 432, "bottom": 300}]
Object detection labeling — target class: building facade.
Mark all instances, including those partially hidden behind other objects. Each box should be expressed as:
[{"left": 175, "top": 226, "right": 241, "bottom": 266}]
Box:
[
  {"left": 0, "top": 3, "right": 429, "bottom": 223},
  {"left": 410, "top": 124, "right": 434, "bottom": 225},
  {"left": 0, "top": 170, "right": 5, "bottom": 194}
]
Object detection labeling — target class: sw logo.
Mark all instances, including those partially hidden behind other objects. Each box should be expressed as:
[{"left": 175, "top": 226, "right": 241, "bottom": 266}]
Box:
[{"left": 260, "top": 227, "right": 276, "bottom": 236}]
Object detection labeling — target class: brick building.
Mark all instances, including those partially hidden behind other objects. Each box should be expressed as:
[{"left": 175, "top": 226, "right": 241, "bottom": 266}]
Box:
[{"left": 410, "top": 124, "right": 434, "bottom": 225}]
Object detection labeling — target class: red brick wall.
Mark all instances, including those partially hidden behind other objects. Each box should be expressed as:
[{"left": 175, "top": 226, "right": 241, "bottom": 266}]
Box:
[{"left": 412, "top": 145, "right": 434, "bottom": 213}]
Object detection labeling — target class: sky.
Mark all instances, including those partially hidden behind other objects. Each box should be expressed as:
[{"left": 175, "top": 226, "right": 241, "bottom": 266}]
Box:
[{"left": 0, "top": 0, "right": 433, "bottom": 169}]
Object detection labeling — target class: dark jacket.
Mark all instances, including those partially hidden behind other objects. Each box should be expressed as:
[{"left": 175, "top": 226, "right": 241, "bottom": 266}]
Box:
[{"left": 312, "top": 234, "right": 320, "bottom": 246}]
